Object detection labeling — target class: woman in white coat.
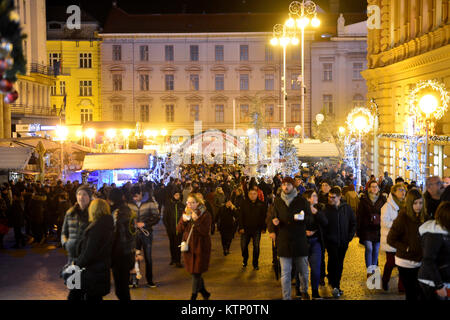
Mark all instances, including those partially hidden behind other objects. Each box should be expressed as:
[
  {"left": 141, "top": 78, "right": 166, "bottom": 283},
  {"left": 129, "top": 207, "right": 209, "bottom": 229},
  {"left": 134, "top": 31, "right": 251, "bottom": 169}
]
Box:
[{"left": 380, "top": 183, "right": 406, "bottom": 291}]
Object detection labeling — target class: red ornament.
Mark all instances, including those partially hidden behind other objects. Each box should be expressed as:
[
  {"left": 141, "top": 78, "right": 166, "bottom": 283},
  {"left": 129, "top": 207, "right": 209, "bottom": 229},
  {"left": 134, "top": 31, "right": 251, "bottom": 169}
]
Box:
[
  {"left": 0, "top": 79, "right": 13, "bottom": 92},
  {"left": 4, "top": 90, "right": 18, "bottom": 104},
  {"left": 0, "top": 60, "right": 8, "bottom": 73}
]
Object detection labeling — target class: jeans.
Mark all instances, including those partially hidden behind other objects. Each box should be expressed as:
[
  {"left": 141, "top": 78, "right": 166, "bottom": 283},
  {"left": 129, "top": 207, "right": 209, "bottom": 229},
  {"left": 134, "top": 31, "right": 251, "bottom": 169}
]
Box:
[
  {"left": 397, "top": 266, "right": 421, "bottom": 301},
  {"left": 136, "top": 230, "right": 153, "bottom": 284},
  {"left": 326, "top": 242, "right": 349, "bottom": 289},
  {"left": 240, "top": 231, "right": 261, "bottom": 267},
  {"left": 308, "top": 237, "right": 322, "bottom": 293},
  {"left": 280, "top": 256, "right": 309, "bottom": 300},
  {"left": 363, "top": 240, "right": 380, "bottom": 271}
]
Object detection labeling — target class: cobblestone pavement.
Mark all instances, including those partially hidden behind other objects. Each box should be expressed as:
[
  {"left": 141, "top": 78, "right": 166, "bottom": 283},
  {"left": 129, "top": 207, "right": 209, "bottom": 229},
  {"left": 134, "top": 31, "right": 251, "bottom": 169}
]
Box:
[{"left": 0, "top": 222, "right": 404, "bottom": 300}]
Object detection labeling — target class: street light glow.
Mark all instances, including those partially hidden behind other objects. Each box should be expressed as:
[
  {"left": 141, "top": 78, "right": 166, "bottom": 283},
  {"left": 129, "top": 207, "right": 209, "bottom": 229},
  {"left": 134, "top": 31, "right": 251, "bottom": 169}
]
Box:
[
  {"left": 76, "top": 130, "right": 83, "bottom": 138},
  {"left": 311, "top": 15, "right": 321, "bottom": 28},
  {"left": 106, "top": 129, "right": 116, "bottom": 139},
  {"left": 280, "top": 37, "right": 290, "bottom": 47},
  {"left": 121, "top": 129, "right": 132, "bottom": 138},
  {"left": 419, "top": 94, "right": 438, "bottom": 116},
  {"left": 85, "top": 128, "right": 96, "bottom": 140},
  {"left": 270, "top": 37, "right": 279, "bottom": 46},
  {"left": 291, "top": 37, "right": 299, "bottom": 45},
  {"left": 247, "top": 128, "right": 255, "bottom": 135},
  {"left": 144, "top": 130, "right": 152, "bottom": 138},
  {"left": 55, "top": 125, "right": 68, "bottom": 141},
  {"left": 338, "top": 126, "right": 346, "bottom": 135},
  {"left": 161, "top": 129, "right": 168, "bottom": 136},
  {"left": 285, "top": 17, "right": 295, "bottom": 28},
  {"left": 353, "top": 116, "right": 368, "bottom": 131},
  {"left": 297, "top": 17, "right": 310, "bottom": 29}
]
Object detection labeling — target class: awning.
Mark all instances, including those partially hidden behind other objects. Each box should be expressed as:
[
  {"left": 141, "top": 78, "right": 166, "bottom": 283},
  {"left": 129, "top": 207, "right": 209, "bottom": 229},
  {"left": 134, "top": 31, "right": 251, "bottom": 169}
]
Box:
[
  {"left": 0, "top": 147, "right": 33, "bottom": 170},
  {"left": 82, "top": 153, "right": 150, "bottom": 171},
  {"left": 296, "top": 141, "right": 340, "bottom": 158}
]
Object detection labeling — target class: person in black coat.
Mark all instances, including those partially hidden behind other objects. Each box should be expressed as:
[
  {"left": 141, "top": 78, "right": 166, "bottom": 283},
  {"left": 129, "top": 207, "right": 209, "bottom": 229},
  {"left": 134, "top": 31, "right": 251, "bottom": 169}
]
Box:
[
  {"left": 238, "top": 189, "right": 267, "bottom": 270},
  {"left": 318, "top": 186, "right": 356, "bottom": 298},
  {"left": 271, "top": 177, "right": 311, "bottom": 300},
  {"left": 108, "top": 188, "right": 135, "bottom": 301},
  {"left": 11, "top": 190, "right": 25, "bottom": 248},
  {"left": 356, "top": 181, "right": 387, "bottom": 277},
  {"left": 163, "top": 191, "right": 185, "bottom": 267},
  {"left": 217, "top": 200, "right": 238, "bottom": 256},
  {"left": 74, "top": 199, "right": 114, "bottom": 301}
]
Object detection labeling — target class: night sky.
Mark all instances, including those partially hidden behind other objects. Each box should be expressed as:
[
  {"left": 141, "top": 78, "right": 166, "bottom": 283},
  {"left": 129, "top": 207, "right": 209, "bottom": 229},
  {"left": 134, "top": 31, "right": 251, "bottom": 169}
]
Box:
[{"left": 46, "top": 0, "right": 368, "bottom": 25}]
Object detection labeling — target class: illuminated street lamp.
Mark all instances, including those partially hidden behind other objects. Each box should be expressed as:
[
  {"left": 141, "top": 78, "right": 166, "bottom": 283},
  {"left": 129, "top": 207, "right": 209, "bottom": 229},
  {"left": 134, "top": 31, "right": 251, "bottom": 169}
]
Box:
[
  {"left": 106, "top": 129, "right": 116, "bottom": 140},
  {"left": 161, "top": 129, "right": 168, "bottom": 137},
  {"left": 338, "top": 126, "right": 346, "bottom": 136},
  {"left": 85, "top": 128, "right": 96, "bottom": 148},
  {"left": 55, "top": 125, "right": 68, "bottom": 180},
  {"left": 419, "top": 94, "right": 438, "bottom": 190}
]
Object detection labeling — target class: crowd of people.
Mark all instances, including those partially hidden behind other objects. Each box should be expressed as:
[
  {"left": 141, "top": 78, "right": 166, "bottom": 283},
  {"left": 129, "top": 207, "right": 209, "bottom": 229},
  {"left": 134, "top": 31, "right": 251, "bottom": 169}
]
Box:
[{"left": 0, "top": 162, "right": 449, "bottom": 301}]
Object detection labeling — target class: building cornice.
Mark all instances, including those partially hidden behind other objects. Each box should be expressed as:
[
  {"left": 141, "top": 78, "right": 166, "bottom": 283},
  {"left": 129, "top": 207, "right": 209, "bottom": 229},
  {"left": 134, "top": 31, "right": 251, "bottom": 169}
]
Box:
[
  {"left": 185, "top": 94, "right": 204, "bottom": 102},
  {"left": 160, "top": 94, "right": 179, "bottom": 101},
  {"left": 210, "top": 94, "right": 228, "bottom": 102},
  {"left": 185, "top": 65, "right": 203, "bottom": 72},
  {"left": 260, "top": 65, "right": 278, "bottom": 72},
  {"left": 235, "top": 65, "right": 253, "bottom": 72},
  {"left": 210, "top": 65, "right": 228, "bottom": 72}
]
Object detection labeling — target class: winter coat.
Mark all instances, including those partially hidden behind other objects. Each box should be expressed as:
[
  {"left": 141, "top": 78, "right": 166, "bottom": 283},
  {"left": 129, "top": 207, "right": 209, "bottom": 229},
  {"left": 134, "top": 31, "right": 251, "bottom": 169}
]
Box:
[
  {"left": 380, "top": 193, "right": 401, "bottom": 252},
  {"left": 163, "top": 198, "right": 185, "bottom": 235},
  {"left": 111, "top": 203, "right": 135, "bottom": 269},
  {"left": 387, "top": 209, "right": 422, "bottom": 263},
  {"left": 176, "top": 205, "right": 212, "bottom": 274},
  {"left": 10, "top": 199, "right": 25, "bottom": 227},
  {"left": 418, "top": 220, "right": 450, "bottom": 289},
  {"left": 424, "top": 191, "right": 441, "bottom": 219},
  {"left": 272, "top": 194, "right": 310, "bottom": 257},
  {"left": 217, "top": 205, "right": 237, "bottom": 234},
  {"left": 128, "top": 198, "right": 160, "bottom": 232},
  {"left": 318, "top": 202, "right": 356, "bottom": 247},
  {"left": 304, "top": 203, "right": 326, "bottom": 249},
  {"left": 238, "top": 198, "right": 267, "bottom": 233},
  {"left": 356, "top": 193, "right": 387, "bottom": 243},
  {"left": 75, "top": 214, "right": 114, "bottom": 297},
  {"left": 344, "top": 190, "right": 360, "bottom": 215},
  {"left": 61, "top": 204, "right": 90, "bottom": 261},
  {"left": 29, "top": 194, "right": 47, "bottom": 224}
]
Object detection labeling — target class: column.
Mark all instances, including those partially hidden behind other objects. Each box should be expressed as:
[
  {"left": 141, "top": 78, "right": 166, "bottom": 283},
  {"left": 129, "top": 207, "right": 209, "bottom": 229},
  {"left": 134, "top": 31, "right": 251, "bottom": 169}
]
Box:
[{"left": 3, "top": 98, "right": 11, "bottom": 138}]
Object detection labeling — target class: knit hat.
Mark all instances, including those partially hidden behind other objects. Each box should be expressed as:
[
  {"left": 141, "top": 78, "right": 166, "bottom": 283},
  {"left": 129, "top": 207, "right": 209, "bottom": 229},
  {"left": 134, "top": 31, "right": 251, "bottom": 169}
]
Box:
[
  {"left": 76, "top": 184, "right": 93, "bottom": 198},
  {"left": 282, "top": 177, "right": 295, "bottom": 186}
]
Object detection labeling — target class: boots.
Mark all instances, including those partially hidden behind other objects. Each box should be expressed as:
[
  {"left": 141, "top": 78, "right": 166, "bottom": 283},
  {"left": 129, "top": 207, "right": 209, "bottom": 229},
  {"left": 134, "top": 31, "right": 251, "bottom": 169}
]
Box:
[
  {"left": 200, "top": 289, "right": 211, "bottom": 300},
  {"left": 190, "top": 293, "right": 197, "bottom": 300}
]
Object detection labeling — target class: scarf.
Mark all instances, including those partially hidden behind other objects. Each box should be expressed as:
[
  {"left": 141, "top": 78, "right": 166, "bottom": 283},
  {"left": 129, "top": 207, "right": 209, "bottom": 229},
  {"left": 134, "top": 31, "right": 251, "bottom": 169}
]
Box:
[
  {"left": 368, "top": 192, "right": 379, "bottom": 204},
  {"left": 280, "top": 189, "right": 298, "bottom": 207},
  {"left": 392, "top": 194, "right": 404, "bottom": 209}
]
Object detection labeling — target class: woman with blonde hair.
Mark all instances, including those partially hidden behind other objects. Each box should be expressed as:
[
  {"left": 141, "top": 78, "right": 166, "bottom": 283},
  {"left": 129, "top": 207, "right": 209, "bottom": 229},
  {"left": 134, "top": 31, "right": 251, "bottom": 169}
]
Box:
[
  {"left": 177, "top": 192, "right": 212, "bottom": 300},
  {"left": 74, "top": 199, "right": 114, "bottom": 300}
]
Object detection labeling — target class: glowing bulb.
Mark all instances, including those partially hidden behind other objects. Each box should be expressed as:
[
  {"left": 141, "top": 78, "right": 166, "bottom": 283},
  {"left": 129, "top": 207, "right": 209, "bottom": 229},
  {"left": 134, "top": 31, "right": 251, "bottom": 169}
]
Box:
[
  {"left": 311, "top": 16, "right": 320, "bottom": 28},
  {"left": 151, "top": 130, "right": 158, "bottom": 138},
  {"left": 338, "top": 126, "right": 346, "bottom": 135},
  {"left": 280, "top": 37, "right": 290, "bottom": 47},
  {"left": 76, "top": 130, "right": 83, "bottom": 138},
  {"left": 285, "top": 17, "right": 295, "bottom": 28},
  {"left": 85, "top": 128, "right": 96, "bottom": 140},
  {"left": 121, "top": 129, "right": 132, "bottom": 138},
  {"left": 419, "top": 94, "right": 438, "bottom": 116},
  {"left": 291, "top": 37, "right": 299, "bottom": 45},
  {"left": 55, "top": 126, "right": 68, "bottom": 141},
  {"left": 297, "top": 17, "right": 310, "bottom": 29},
  {"left": 353, "top": 116, "right": 368, "bottom": 131},
  {"left": 144, "top": 130, "right": 152, "bottom": 138},
  {"left": 270, "top": 37, "right": 279, "bottom": 46},
  {"left": 106, "top": 129, "right": 116, "bottom": 139},
  {"left": 247, "top": 128, "right": 255, "bottom": 135},
  {"left": 161, "top": 129, "right": 168, "bottom": 136}
]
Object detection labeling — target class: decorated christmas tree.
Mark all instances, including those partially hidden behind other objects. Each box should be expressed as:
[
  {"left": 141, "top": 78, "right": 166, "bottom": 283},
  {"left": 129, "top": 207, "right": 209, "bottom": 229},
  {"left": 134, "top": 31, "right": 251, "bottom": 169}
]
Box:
[{"left": 279, "top": 129, "right": 300, "bottom": 177}]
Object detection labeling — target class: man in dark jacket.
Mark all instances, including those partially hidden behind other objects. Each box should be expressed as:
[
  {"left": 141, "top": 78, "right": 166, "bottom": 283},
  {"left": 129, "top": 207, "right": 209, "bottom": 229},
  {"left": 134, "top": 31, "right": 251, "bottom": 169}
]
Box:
[
  {"left": 424, "top": 176, "right": 445, "bottom": 218},
  {"left": 271, "top": 177, "right": 311, "bottom": 300},
  {"left": 238, "top": 189, "right": 267, "bottom": 270},
  {"left": 61, "top": 184, "right": 92, "bottom": 300},
  {"left": 163, "top": 191, "right": 185, "bottom": 267},
  {"left": 128, "top": 185, "right": 160, "bottom": 288},
  {"left": 318, "top": 186, "right": 356, "bottom": 298}
]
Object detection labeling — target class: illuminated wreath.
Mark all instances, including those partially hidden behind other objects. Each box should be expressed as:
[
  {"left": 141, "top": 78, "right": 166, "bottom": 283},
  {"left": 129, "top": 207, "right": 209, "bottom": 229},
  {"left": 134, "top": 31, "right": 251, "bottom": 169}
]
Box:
[
  {"left": 346, "top": 107, "right": 375, "bottom": 134},
  {"left": 409, "top": 80, "right": 449, "bottom": 121}
]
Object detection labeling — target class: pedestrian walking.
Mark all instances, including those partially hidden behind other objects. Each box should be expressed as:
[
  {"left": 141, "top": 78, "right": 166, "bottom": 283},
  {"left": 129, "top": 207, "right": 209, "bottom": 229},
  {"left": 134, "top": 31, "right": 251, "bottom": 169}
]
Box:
[
  {"left": 163, "top": 191, "right": 185, "bottom": 267},
  {"left": 217, "top": 200, "right": 238, "bottom": 256}
]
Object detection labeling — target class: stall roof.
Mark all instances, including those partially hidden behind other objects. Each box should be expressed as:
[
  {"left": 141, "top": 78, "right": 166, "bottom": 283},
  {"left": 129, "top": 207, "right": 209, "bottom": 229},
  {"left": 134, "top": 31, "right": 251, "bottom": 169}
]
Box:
[
  {"left": 296, "top": 142, "right": 340, "bottom": 158},
  {"left": 82, "top": 153, "right": 149, "bottom": 171},
  {"left": 0, "top": 147, "right": 33, "bottom": 170},
  {"left": 0, "top": 137, "right": 96, "bottom": 153}
]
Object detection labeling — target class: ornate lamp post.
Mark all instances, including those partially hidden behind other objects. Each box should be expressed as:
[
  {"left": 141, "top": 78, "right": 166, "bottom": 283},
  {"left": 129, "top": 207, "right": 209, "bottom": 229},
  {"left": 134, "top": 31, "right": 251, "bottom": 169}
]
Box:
[{"left": 55, "top": 125, "right": 68, "bottom": 180}]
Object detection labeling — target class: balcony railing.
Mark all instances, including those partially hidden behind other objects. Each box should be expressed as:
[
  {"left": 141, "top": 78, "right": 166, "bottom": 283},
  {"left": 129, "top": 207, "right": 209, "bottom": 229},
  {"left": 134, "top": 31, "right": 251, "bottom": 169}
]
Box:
[{"left": 10, "top": 103, "right": 61, "bottom": 117}]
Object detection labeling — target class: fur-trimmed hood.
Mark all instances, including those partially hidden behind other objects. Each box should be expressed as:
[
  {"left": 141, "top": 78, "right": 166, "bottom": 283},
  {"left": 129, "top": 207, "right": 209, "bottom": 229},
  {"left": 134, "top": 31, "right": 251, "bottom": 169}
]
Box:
[{"left": 419, "top": 219, "right": 448, "bottom": 236}]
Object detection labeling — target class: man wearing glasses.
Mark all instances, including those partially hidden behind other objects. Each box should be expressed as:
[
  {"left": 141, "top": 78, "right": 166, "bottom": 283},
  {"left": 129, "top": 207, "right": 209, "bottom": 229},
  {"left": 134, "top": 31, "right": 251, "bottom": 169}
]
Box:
[
  {"left": 318, "top": 186, "right": 356, "bottom": 298},
  {"left": 424, "top": 176, "right": 445, "bottom": 219}
]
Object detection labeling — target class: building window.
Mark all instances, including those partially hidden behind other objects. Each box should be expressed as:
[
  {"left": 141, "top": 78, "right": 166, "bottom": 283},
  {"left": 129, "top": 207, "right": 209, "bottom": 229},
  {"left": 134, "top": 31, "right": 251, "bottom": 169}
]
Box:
[
  {"left": 215, "top": 74, "right": 224, "bottom": 91},
  {"left": 113, "top": 45, "right": 121, "bottom": 61},
  {"left": 140, "top": 105, "right": 149, "bottom": 122},
  {"left": 49, "top": 53, "right": 61, "bottom": 67},
  {"left": 190, "top": 105, "right": 199, "bottom": 121},
  {"left": 291, "top": 73, "right": 300, "bottom": 90},
  {"left": 265, "top": 74, "right": 274, "bottom": 90},
  {"left": 353, "top": 62, "right": 363, "bottom": 80},
  {"left": 79, "top": 53, "right": 92, "bottom": 68},
  {"left": 240, "top": 104, "right": 249, "bottom": 123},
  {"left": 50, "top": 83, "right": 56, "bottom": 96},
  {"left": 59, "top": 81, "right": 65, "bottom": 96},
  {"left": 79, "top": 80, "right": 92, "bottom": 96},
  {"left": 291, "top": 104, "right": 301, "bottom": 122},
  {"left": 265, "top": 104, "right": 274, "bottom": 122},
  {"left": 165, "top": 45, "right": 174, "bottom": 61},
  {"left": 190, "top": 74, "right": 199, "bottom": 91},
  {"left": 352, "top": 94, "right": 365, "bottom": 108},
  {"left": 215, "top": 105, "right": 224, "bottom": 123},
  {"left": 140, "top": 74, "right": 149, "bottom": 91},
  {"left": 165, "top": 74, "right": 174, "bottom": 91},
  {"left": 166, "top": 104, "right": 174, "bottom": 122},
  {"left": 113, "top": 74, "right": 122, "bottom": 91},
  {"left": 113, "top": 105, "right": 122, "bottom": 121},
  {"left": 190, "top": 45, "right": 199, "bottom": 61},
  {"left": 240, "top": 45, "right": 249, "bottom": 61},
  {"left": 140, "top": 45, "right": 149, "bottom": 61},
  {"left": 240, "top": 74, "right": 249, "bottom": 90},
  {"left": 265, "top": 45, "right": 273, "bottom": 61},
  {"left": 80, "top": 108, "right": 93, "bottom": 124},
  {"left": 323, "top": 63, "right": 332, "bottom": 81},
  {"left": 323, "top": 95, "right": 333, "bottom": 114},
  {"left": 215, "top": 45, "right": 224, "bottom": 61}
]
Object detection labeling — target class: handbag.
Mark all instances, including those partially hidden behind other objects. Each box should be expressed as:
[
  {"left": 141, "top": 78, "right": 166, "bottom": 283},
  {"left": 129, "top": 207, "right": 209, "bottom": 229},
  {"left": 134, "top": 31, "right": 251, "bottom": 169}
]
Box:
[{"left": 179, "top": 224, "right": 194, "bottom": 252}]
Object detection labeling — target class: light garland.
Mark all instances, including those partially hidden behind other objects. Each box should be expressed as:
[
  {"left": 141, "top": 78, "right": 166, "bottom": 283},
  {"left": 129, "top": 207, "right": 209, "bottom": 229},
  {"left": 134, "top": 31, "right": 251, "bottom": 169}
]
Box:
[
  {"left": 378, "top": 133, "right": 450, "bottom": 144},
  {"left": 343, "top": 135, "right": 357, "bottom": 176},
  {"left": 346, "top": 107, "right": 375, "bottom": 135}
]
